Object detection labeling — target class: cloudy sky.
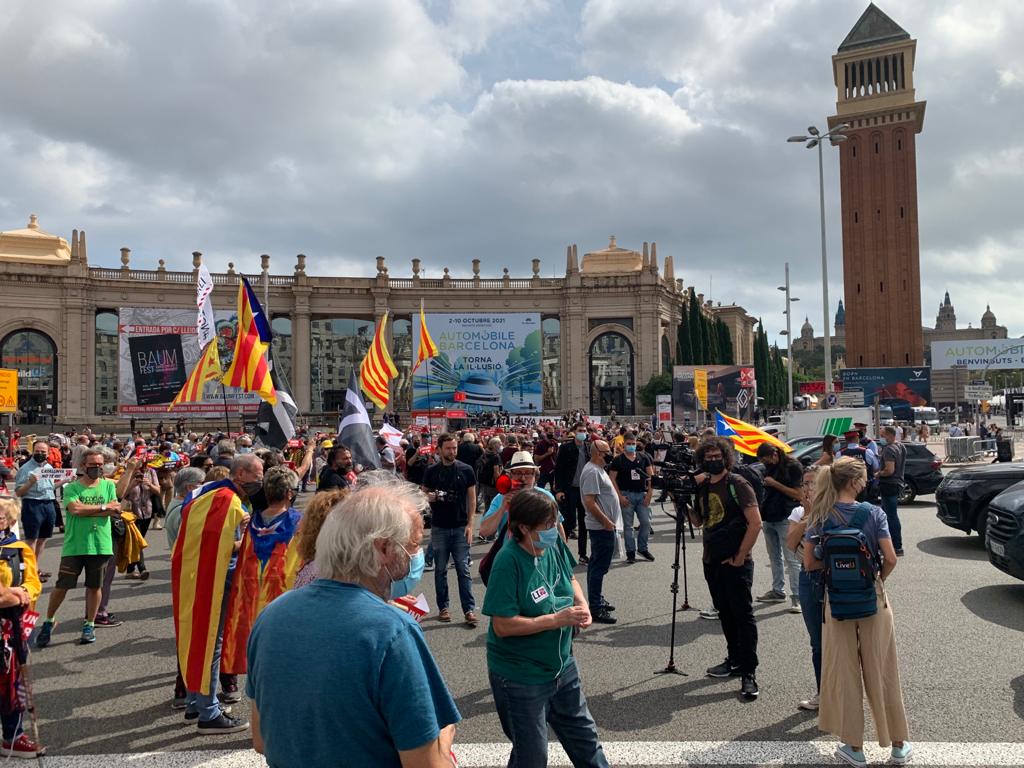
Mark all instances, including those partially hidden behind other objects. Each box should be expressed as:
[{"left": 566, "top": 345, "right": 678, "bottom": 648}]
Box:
[{"left": 1, "top": 0, "right": 1021, "bottom": 343}]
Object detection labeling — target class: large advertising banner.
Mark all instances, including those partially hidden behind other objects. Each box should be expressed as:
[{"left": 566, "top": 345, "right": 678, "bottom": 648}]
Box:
[
  {"left": 412, "top": 314, "right": 542, "bottom": 414},
  {"left": 118, "top": 307, "right": 262, "bottom": 416},
  {"left": 839, "top": 367, "right": 931, "bottom": 406},
  {"left": 930, "top": 339, "right": 1024, "bottom": 371},
  {"left": 672, "top": 365, "right": 752, "bottom": 425}
]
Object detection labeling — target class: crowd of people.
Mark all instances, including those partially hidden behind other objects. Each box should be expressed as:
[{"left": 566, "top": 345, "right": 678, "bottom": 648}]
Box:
[{"left": 0, "top": 415, "right": 914, "bottom": 766}]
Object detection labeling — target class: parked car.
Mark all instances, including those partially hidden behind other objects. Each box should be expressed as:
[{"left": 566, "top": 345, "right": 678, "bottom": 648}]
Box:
[
  {"left": 789, "top": 440, "right": 942, "bottom": 504},
  {"left": 985, "top": 481, "right": 1024, "bottom": 581},
  {"left": 936, "top": 463, "right": 1024, "bottom": 538}
]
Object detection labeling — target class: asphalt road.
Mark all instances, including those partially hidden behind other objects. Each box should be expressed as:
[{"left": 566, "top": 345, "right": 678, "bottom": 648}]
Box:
[{"left": 24, "top": 490, "right": 1024, "bottom": 766}]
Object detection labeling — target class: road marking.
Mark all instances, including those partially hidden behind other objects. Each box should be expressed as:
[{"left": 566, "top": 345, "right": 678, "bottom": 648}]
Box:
[{"left": 29, "top": 742, "right": 1024, "bottom": 766}]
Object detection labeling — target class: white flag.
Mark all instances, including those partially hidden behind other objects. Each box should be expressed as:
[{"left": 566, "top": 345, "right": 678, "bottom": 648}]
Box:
[{"left": 196, "top": 264, "right": 216, "bottom": 349}]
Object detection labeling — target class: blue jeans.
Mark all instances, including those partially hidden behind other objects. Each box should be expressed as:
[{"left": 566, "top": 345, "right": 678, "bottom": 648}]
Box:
[
  {"left": 621, "top": 491, "right": 651, "bottom": 555},
  {"left": 432, "top": 526, "right": 475, "bottom": 613},
  {"left": 185, "top": 570, "right": 233, "bottom": 723},
  {"left": 880, "top": 492, "right": 903, "bottom": 551},
  {"left": 761, "top": 520, "right": 800, "bottom": 597},
  {"left": 798, "top": 568, "right": 825, "bottom": 691},
  {"left": 489, "top": 658, "right": 609, "bottom": 768},
  {"left": 586, "top": 529, "right": 615, "bottom": 612}
]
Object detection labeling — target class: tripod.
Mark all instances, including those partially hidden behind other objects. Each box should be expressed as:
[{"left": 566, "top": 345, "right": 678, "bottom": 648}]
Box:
[{"left": 656, "top": 490, "right": 695, "bottom": 677}]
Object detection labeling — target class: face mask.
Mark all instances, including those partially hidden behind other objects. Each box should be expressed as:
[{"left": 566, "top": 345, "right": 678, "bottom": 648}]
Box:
[
  {"left": 238, "top": 446, "right": 252, "bottom": 454},
  {"left": 703, "top": 459, "right": 725, "bottom": 475},
  {"left": 625, "top": 445, "right": 637, "bottom": 454},
  {"left": 603, "top": 453, "right": 613, "bottom": 464},
  {"left": 390, "top": 547, "right": 425, "bottom": 599},
  {"left": 32, "top": 453, "right": 47, "bottom": 464},
  {"left": 534, "top": 526, "right": 560, "bottom": 551},
  {"left": 84, "top": 466, "right": 102, "bottom": 480},
  {"left": 575, "top": 432, "right": 587, "bottom": 442},
  {"left": 240, "top": 480, "right": 263, "bottom": 497}
]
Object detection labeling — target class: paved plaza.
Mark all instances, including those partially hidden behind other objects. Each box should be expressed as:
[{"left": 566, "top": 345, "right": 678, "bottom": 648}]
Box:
[{"left": 25, "top": 489, "right": 1024, "bottom": 766}]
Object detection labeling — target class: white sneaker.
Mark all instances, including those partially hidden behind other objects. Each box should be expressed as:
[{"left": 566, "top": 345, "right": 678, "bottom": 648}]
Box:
[
  {"left": 798, "top": 693, "right": 819, "bottom": 711},
  {"left": 698, "top": 609, "right": 719, "bottom": 620},
  {"left": 788, "top": 600, "right": 803, "bottom": 614}
]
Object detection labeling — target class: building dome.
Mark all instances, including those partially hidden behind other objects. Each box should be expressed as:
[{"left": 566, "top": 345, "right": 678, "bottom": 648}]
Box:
[
  {"left": 580, "top": 235, "right": 643, "bottom": 274},
  {"left": 982, "top": 305, "right": 996, "bottom": 328},
  {"left": 0, "top": 214, "right": 71, "bottom": 264}
]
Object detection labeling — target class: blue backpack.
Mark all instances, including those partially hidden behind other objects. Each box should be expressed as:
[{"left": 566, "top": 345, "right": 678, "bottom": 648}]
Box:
[{"left": 820, "top": 503, "right": 880, "bottom": 621}]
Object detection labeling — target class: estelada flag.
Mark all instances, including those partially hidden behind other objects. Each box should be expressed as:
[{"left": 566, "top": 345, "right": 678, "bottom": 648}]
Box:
[
  {"left": 414, "top": 299, "right": 439, "bottom": 371},
  {"left": 221, "top": 276, "right": 277, "bottom": 405},
  {"left": 171, "top": 479, "right": 247, "bottom": 695},
  {"left": 359, "top": 311, "right": 398, "bottom": 410},
  {"left": 715, "top": 410, "right": 792, "bottom": 457},
  {"left": 168, "top": 339, "right": 221, "bottom": 410}
]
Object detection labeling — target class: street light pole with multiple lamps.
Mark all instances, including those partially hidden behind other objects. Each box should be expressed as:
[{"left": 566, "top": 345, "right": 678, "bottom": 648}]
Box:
[{"left": 778, "top": 262, "right": 799, "bottom": 411}]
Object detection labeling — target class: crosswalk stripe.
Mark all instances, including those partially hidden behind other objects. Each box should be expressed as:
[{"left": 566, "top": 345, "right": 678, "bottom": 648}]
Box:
[{"left": 28, "top": 742, "right": 1024, "bottom": 767}]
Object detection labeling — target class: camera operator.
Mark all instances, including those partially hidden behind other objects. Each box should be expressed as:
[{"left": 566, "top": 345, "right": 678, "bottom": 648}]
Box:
[
  {"left": 687, "top": 437, "right": 763, "bottom": 700},
  {"left": 421, "top": 433, "right": 478, "bottom": 627}
]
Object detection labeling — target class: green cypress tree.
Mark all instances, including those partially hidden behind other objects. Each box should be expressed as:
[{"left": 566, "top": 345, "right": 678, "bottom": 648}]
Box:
[
  {"left": 688, "top": 288, "right": 705, "bottom": 364},
  {"left": 716, "top": 319, "right": 734, "bottom": 365},
  {"left": 677, "top": 296, "right": 693, "bottom": 364},
  {"left": 706, "top": 311, "right": 720, "bottom": 364}
]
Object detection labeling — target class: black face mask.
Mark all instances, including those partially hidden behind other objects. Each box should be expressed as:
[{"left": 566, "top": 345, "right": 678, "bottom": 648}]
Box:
[
  {"left": 32, "top": 453, "right": 47, "bottom": 464},
  {"left": 84, "top": 466, "right": 102, "bottom": 480},
  {"left": 703, "top": 459, "right": 726, "bottom": 476},
  {"left": 603, "top": 453, "right": 614, "bottom": 464}
]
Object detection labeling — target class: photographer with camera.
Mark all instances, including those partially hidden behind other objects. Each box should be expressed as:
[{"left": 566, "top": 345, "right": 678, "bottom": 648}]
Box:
[
  {"left": 687, "top": 437, "right": 763, "bottom": 700},
  {"left": 421, "top": 434, "right": 478, "bottom": 627}
]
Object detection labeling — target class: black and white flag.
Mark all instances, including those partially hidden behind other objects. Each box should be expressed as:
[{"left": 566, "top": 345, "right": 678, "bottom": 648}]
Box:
[
  {"left": 255, "top": 354, "right": 297, "bottom": 450},
  {"left": 338, "top": 370, "right": 380, "bottom": 470}
]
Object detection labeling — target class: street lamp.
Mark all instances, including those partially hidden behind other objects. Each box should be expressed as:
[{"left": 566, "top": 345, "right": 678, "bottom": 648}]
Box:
[
  {"left": 788, "top": 123, "right": 848, "bottom": 405},
  {"left": 777, "top": 261, "right": 800, "bottom": 411}
]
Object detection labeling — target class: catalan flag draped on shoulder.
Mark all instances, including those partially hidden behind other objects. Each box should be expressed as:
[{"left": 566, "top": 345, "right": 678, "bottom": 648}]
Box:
[
  {"left": 221, "top": 276, "right": 277, "bottom": 405},
  {"left": 715, "top": 410, "right": 792, "bottom": 457},
  {"left": 168, "top": 340, "right": 221, "bottom": 410},
  {"left": 359, "top": 311, "right": 398, "bottom": 410},
  {"left": 171, "top": 479, "right": 248, "bottom": 695},
  {"left": 414, "top": 299, "right": 438, "bottom": 371}
]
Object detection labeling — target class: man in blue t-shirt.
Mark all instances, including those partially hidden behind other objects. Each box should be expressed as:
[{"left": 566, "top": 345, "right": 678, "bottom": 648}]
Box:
[{"left": 246, "top": 478, "right": 460, "bottom": 768}]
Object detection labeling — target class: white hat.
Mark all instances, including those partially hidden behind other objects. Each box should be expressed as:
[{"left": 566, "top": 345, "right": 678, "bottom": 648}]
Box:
[{"left": 508, "top": 451, "right": 538, "bottom": 470}]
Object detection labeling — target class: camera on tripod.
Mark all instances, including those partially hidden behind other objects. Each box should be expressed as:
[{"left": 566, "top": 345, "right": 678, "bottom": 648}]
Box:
[{"left": 653, "top": 446, "right": 700, "bottom": 502}]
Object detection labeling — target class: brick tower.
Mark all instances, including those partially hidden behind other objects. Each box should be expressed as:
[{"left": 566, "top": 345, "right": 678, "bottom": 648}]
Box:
[{"left": 829, "top": 4, "right": 926, "bottom": 368}]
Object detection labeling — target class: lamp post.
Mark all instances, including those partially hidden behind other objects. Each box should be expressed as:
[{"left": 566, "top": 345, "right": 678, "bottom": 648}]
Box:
[
  {"left": 777, "top": 262, "right": 799, "bottom": 411},
  {"left": 788, "top": 123, "right": 848, "bottom": 405}
]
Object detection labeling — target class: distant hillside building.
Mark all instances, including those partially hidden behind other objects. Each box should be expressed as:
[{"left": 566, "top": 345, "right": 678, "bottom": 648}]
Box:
[
  {"left": 924, "top": 292, "right": 1008, "bottom": 404},
  {"left": 794, "top": 300, "right": 847, "bottom": 354}
]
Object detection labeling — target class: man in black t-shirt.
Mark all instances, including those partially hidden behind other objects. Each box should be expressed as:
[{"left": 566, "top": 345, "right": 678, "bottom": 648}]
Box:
[
  {"left": 317, "top": 447, "right": 352, "bottom": 492},
  {"left": 878, "top": 426, "right": 907, "bottom": 556},
  {"left": 688, "top": 437, "right": 763, "bottom": 700},
  {"left": 455, "top": 432, "right": 483, "bottom": 470},
  {"left": 608, "top": 433, "right": 655, "bottom": 563},
  {"left": 754, "top": 443, "right": 803, "bottom": 609},
  {"left": 421, "top": 433, "right": 478, "bottom": 627}
]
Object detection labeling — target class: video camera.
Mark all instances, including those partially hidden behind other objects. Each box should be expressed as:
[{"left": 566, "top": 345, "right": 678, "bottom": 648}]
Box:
[{"left": 652, "top": 443, "right": 699, "bottom": 500}]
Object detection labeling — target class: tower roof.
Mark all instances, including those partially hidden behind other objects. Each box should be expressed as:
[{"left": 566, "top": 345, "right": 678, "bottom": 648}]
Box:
[
  {"left": 580, "top": 235, "right": 643, "bottom": 274},
  {"left": 801, "top": 316, "right": 813, "bottom": 332},
  {"left": 835, "top": 299, "right": 846, "bottom": 326},
  {"left": 838, "top": 3, "right": 910, "bottom": 52},
  {"left": 943, "top": 291, "right": 951, "bottom": 307},
  {"left": 0, "top": 214, "right": 72, "bottom": 264},
  {"left": 982, "top": 305, "right": 996, "bottom": 327}
]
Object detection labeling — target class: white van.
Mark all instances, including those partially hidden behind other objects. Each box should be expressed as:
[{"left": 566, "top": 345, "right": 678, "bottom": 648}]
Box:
[{"left": 913, "top": 406, "right": 940, "bottom": 427}]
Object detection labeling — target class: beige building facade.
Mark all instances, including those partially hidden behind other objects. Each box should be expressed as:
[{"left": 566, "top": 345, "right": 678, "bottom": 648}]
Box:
[{"left": 0, "top": 218, "right": 756, "bottom": 427}]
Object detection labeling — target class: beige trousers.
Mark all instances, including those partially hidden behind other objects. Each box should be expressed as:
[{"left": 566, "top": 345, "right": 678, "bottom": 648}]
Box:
[{"left": 819, "top": 581, "right": 909, "bottom": 748}]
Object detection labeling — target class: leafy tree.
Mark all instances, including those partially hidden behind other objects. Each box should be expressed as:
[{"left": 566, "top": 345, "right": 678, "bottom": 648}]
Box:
[{"left": 638, "top": 371, "right": 673, "bottom": 408}]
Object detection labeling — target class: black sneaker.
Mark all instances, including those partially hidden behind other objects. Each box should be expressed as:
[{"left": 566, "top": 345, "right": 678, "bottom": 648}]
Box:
[
  {"left": 578, "top": 555, "right": 589, "bottom": 565},
  {"left": 218, "top": 689, "right": 242, "bottom": 704},
  {"left": 626, "top": 553, "right": 636, "bottom": 563},
  {"left": 706, "top": 658, "right": 741, "bottom": 678},
  {"left": 94, "top": 613, "right": 123, "bottom": 628},
  {"left": 197, "top": 713, "right": 249, "bottom": 734},
  {"left": 601, "top": 602, "right": 616, "bottom": 612},
  {"left": 185, "top": 705, "right": 232, "bottom": 722},
  {"left": 638, "top": 550, "right": 655, "bottom": 562},
  {"left": 741, "top": 674, "right": 759, "bottom": 699},
  {"left": 591, "top": 609, "right": 617, "bottom": 624}
]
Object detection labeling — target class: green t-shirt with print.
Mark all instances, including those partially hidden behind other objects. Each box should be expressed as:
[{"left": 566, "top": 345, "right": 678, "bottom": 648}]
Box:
[
  {"left": 482, "top": 536, "right": 577, "bottom": 684},
  {"left": 61, "top": 479, "right": 119, "bottom": 556}
]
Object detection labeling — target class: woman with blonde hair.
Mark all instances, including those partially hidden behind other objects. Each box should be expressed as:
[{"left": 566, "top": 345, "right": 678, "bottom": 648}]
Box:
[
  {"left": 292, "top": 488, "right": 348, "bottom": 589},
  {"left": 803, "top": 457, "right": 911, "bottom": 767}
]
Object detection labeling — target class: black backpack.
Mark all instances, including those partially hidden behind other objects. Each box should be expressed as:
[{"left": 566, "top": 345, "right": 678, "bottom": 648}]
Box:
[
  {"left": 731, "top": 462, "right": 766, "bottom": 506},
  {"left": 819, "top": 503, "right": 881, "bottom": 621}
]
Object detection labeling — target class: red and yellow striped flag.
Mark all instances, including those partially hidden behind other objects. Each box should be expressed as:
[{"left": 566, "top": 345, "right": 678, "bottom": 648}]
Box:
[
  {"left": 715, "top": 410, "right": 792, "bottom": 457},
  {"left": 414, "top": 299, "right": 439, "bottom": 371},
  {"left": 221, "top": 277, "right": 277, "bottom": 405},
  {"left": 171, "top": 479, "right": 247, "bottom": 695},
  {"left": 359, "top": 312, "right": 399, "bottom": 410},
  {"left": 168, "top": 340, "right": 222, "bottom": 410}
]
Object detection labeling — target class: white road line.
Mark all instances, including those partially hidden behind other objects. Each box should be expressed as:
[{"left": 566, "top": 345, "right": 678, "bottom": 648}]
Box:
[{"left": 28, "top": 742, "right": 1024, "bottom": 767}]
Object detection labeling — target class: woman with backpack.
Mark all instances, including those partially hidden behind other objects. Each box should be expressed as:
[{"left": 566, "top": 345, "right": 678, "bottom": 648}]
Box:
[{"left": 803, "top": 457, "right": 911, "bottom": 767}]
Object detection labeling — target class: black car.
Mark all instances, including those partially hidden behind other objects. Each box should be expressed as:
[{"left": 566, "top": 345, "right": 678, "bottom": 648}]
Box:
[
  {"left": 791, "top": 441, "right": 942, "bottom": 504},
  {"left": 985, "top": 481, "right": 1024, "bottom": 581},
  {"left": 936, "top": 462, "right": 1024, "bottom": 538}
]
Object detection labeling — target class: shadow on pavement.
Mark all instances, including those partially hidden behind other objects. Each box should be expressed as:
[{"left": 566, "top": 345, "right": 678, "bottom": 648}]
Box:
[
  {"left": 916, "top": 534, "right": 987, "bottom": 561},
  {"left": 587, "top": 676, "right": 739, "bottom": 731},
  {"left": 1012, "top": 675, "right": 1024, "bottom": 721},
  {"left": 960, "top": 584, "right": 1024, "bottom": 632}
]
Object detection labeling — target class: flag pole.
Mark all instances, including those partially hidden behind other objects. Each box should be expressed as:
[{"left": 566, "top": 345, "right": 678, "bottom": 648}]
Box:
[{"left": 220, "top": 382, "right": 231, "bottom": 434}]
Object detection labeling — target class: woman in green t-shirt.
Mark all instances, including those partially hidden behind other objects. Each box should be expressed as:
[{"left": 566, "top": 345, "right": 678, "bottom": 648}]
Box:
[{"left": 481, "top": 490, "right": 609, "bottom": 767}]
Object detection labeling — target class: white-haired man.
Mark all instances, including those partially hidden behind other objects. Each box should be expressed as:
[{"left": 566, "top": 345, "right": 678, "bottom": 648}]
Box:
[{"left": 246, "top": 476, "right": 461, "bottom": 767}]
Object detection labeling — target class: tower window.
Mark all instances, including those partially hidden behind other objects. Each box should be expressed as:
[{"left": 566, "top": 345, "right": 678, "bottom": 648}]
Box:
[
  {"left": 859, "top": 355, "right": 863, "bottom": 366},
  {"left": 854, "top": 212, "right": 859, "bottom": 224},
  {"left": 880, "top": 282, "right": 884, "bottom": 293},
  {"left": 882, "top": 354, "right": 886, "bottom": 364},
  {"left": 852, "top": 145, "right": 857, "bottom": 157},
  {"left": 875, "top": 142, "right": 879, "bottom": 153},
  {"left": 903, "top": 279, "right": 907, "bottom": 290},
  {"left": 897, "top": 139, "right": 902, "bottom": 151},
  {"left": 900, "top": 206, "right": 905, "bottom": 219},
  {"left": 857, "top": 283, "right": 861, "bottom": 294},
  {"left": 905, "top": 354, "right": 909, "bottom": 364}
]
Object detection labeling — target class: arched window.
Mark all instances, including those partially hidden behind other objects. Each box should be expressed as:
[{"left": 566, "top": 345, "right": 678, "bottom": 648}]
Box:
[
  {"left": 95, "top": 311, "right": 119, "bottom": 415},
  {"left": 589, "top": 332, "right": 634, "bottom": 416},
  {"left": 1, "top": 329, "right": 57, "bottom": 423}
]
